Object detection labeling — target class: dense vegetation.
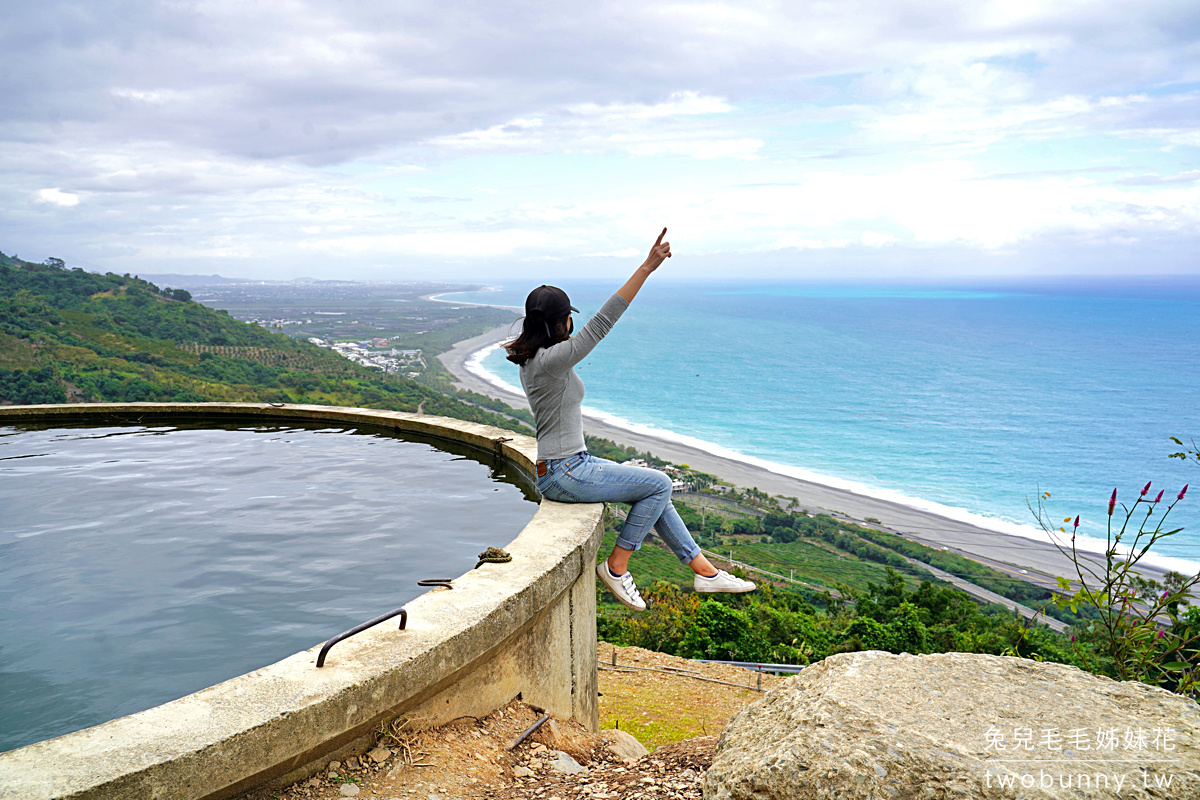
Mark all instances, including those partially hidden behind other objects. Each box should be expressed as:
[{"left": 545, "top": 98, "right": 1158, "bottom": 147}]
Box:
[
  {"left": 0, "top": 253, "right": 529, "bottom": 432},
  {"left": 591, "top": 470, "right": 1199, "bottom": 692},
  {"left": 592, "top": 509, "right": 1079, "bottom": 668},
  {"left": 596, "top": 514, "right": 1199, "bottom": 693},
  {"left": 609, "top": 573, "right": 1078, "bottom": 667}
]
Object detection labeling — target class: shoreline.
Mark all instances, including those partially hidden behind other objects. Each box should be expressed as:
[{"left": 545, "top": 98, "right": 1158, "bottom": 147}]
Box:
[
  {"left": 439, "top": 325, "right": 1176, "bottom": 586},
  {"left": 425, "top": 289, "right": 523, "bottom": 313}
]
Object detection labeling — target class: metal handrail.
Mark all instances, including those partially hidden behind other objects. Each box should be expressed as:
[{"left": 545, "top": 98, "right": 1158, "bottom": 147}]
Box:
[
  {"left": 316, "top": 607, "right": 408, "bottom": 668},
  {"left": 693, "top": 659, "right": 806, "bottom": 674}
]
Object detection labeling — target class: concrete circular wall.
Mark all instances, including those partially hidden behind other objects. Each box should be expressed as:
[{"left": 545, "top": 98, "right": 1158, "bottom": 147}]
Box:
[{"left": 0, "top": 403, "right": 605, "bottom": 800}]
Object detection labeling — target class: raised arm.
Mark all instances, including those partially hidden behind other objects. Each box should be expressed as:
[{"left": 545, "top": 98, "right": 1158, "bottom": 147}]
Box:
[
  {"left": 617, "top": 227, "right": 671, "bottom": 303},
  {"left": 535, "top": 293, "right": 628, "bottom": 375},
  {"left": 535, "top": 229, "right": 672, "bottom": 376}
]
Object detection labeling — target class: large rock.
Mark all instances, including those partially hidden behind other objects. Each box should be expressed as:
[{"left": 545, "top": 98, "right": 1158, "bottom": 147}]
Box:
[
  {"left": 704, "top": 651, "right": 1200, "bottom": 799},
  {"left": 550, "top": 750, "right": 587, "bottom": 774},
  {"left": 602, "top": 728, "right": 651, "bottom": 761}
]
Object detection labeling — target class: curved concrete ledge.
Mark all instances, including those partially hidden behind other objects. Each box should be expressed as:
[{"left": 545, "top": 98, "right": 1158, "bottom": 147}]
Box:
[{"left": 0, "top": 403, "right": 605, "bottom": 800}]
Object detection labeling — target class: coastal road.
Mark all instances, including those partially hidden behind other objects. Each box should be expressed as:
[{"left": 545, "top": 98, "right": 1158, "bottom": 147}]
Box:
[
  {"left": 829, "top": 512, "right": 1076, "bottom": 598},
  {"left": 893, "top": 554, "right": 1069, "bottom": 634},
  {"left": 702, "top": 544, "right": 1067, "bottom": 633},
  {"left": 836, "top": 513, "right": 1071, "bottom": 592}
]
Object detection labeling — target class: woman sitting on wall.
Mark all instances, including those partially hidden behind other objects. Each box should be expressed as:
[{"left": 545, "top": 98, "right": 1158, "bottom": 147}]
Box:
[{"left": 504, "top": 228, "right": 757, "bottom": 611}]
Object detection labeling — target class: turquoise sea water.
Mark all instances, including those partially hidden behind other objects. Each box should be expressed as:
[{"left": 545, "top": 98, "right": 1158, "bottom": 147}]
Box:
[{"left": 440, "top": 279, "right": 1200, "bottom": 573}]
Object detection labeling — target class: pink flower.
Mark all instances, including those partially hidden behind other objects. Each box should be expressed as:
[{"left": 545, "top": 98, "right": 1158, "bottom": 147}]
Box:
[
  {"left": 1155, "top": 629, "right": 1165, "bottom": 640},
  {"left": 1108, "top": 488, "right": 1117, "bottom": 516},
  {"left": 1070, "top": 635, "right": 1076, "bottom": 643},
  {"left": 1153, "top": 490, "right": 1164, "bottom": 504},
  {"left": 1180, "top": 484, "right": 1189, "bottom": 501},
  {"left": 1141, "top": 481, "right": 1152, "bottom": 497},
  {"left": 1073, "top": 515, "right": 1080, "bottom": 529}
]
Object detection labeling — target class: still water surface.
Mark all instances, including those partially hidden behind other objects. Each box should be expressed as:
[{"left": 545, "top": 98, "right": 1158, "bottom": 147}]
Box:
[{"left": 0, "top": 421, "right": 538, "bottom": 752}]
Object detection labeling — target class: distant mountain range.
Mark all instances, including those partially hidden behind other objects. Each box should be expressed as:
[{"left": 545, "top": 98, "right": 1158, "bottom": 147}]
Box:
[
  {"left": 134, "top": 273, "right": 252, "bottom": 285},
  {"left": 88, "top": 272, "right": 409, "bottom": 287}
]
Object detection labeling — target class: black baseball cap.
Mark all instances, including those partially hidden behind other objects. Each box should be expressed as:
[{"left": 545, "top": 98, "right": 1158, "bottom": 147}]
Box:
[{"left": 525, "top": 285, "right": 579, "bottom": 319}]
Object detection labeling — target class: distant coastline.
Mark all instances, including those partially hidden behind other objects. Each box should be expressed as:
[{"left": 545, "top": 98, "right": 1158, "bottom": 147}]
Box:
[{"left": 426, "top": 288, "right": 523, "bottom": 313}]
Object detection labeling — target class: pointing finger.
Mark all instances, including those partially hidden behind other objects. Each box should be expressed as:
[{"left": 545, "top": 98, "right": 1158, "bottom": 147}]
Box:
[{"left": 654, "top": 227, "right": 667, "bottom": 247}]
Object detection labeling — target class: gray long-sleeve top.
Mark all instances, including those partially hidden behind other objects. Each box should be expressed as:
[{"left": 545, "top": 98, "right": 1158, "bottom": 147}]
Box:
[{"left": 519, "top": 293, "right": 630, "bottom": 460}]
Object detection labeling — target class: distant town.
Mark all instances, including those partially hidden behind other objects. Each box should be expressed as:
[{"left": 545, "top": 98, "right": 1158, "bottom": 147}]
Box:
[
  {"left": 158, "top": 278, "right": 518, "bottom": 384},
  {"left": 309, "top": 337, "right": 424, "bottom": 377},
  {"left": 625, "top": 458, "right": 690, "bottom": 493}
]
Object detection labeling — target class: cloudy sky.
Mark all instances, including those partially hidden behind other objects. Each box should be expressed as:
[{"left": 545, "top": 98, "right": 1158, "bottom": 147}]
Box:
[{"left": 4, "top": 0, "right": 1199, "bottom": 281}]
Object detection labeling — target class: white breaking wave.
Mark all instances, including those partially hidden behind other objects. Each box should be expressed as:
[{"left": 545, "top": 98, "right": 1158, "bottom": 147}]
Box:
[{"left": 465, "top": 343, "right": 523, "bottom": 395}]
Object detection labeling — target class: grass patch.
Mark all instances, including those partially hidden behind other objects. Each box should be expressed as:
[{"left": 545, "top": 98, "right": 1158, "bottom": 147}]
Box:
[
  {"left": 597, "top": 644, "right": 782, "bottom": 751},
  {"left": 734, "top": 539, "right": 935, "bottom": 594}
]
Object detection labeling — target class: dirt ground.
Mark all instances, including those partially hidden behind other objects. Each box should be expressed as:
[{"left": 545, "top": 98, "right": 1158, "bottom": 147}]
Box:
[{"left": 255, "top": 644, "right": 786, "bottom": 800}]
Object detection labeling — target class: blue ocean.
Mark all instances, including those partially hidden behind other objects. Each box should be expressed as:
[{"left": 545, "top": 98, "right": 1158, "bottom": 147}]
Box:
[{"left": 440, "top": 279, "right": 1200, "bottom": 573}]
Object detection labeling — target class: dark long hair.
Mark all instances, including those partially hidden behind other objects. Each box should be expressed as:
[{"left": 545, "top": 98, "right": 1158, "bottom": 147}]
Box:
[{"left": 505, "top": 311, "right": 572, "bottom": 366}]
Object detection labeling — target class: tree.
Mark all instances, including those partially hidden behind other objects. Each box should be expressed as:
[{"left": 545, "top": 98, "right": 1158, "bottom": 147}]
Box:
[{"left": 678, "top": 599, "right": 771, "bottom": 661}]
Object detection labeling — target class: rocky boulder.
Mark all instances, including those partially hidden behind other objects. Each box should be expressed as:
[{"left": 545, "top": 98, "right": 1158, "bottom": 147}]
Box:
[
  {"left": 601, "top": 728, "right": 651, "bottom": 762},
  {"left": 704, "top": 651, "right": 1200, "bottom": 799}
]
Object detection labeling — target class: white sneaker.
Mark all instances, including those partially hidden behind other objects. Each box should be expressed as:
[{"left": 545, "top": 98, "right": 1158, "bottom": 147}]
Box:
[
  {"left": 596, "top": 562, "right": 647, "bottom": 612},
  {"left": 694, "top": 569, "right": 757, "bottom": 593}
]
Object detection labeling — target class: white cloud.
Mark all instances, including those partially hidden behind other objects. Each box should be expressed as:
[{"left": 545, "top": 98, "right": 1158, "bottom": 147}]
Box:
[
  {"left": 432, "top": 118, "right": 545, "bottom": 149},
  {"left": 774, "top": 235, "right": 853, "bottom": 250},
  {"left": 618, "top": 137, "right": 763, "bottom": 159},
  {"left": 35, "top": 188, "right": 80, "bottom": 207},
  {"left": 566, "top": 92, "right": 733, "bottom": 120},
  {"left": 579, "top": 248, "right": 641, "bottom": 258},
  {"left": 110, "top": 88, "right": 191, "bottom": 104},
  {"left": 299, "top": 229, "right": 553, "bottom": 258},
  {"left": 428, "top": 93, "right": 753, "bottom": 159},
  {"left": 485, "top": 158, "right": 1200, "bottom": 258},
  {"left": 860, "top": 231, "right": 899, "bottom": 247}
]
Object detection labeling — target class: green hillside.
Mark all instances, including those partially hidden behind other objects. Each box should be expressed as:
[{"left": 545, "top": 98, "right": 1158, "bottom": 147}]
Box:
[{"left": 0, "top": 252, "right": 529, "bottom": 432}]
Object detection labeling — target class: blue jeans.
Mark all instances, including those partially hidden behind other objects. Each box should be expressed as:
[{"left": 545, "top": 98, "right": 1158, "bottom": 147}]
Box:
[{"left": 536, "top": 452, "right": 702, "bottom": 564}]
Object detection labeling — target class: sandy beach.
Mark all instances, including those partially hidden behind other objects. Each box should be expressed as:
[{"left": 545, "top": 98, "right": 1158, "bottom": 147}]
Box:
[{"left": 440, "top": 325, "right": 1172, "bottom": 587}]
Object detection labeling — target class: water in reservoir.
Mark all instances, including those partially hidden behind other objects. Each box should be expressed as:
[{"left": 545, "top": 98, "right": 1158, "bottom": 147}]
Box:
[{"left": 0, "top": 420, "right": 539, "bottom": 753}]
